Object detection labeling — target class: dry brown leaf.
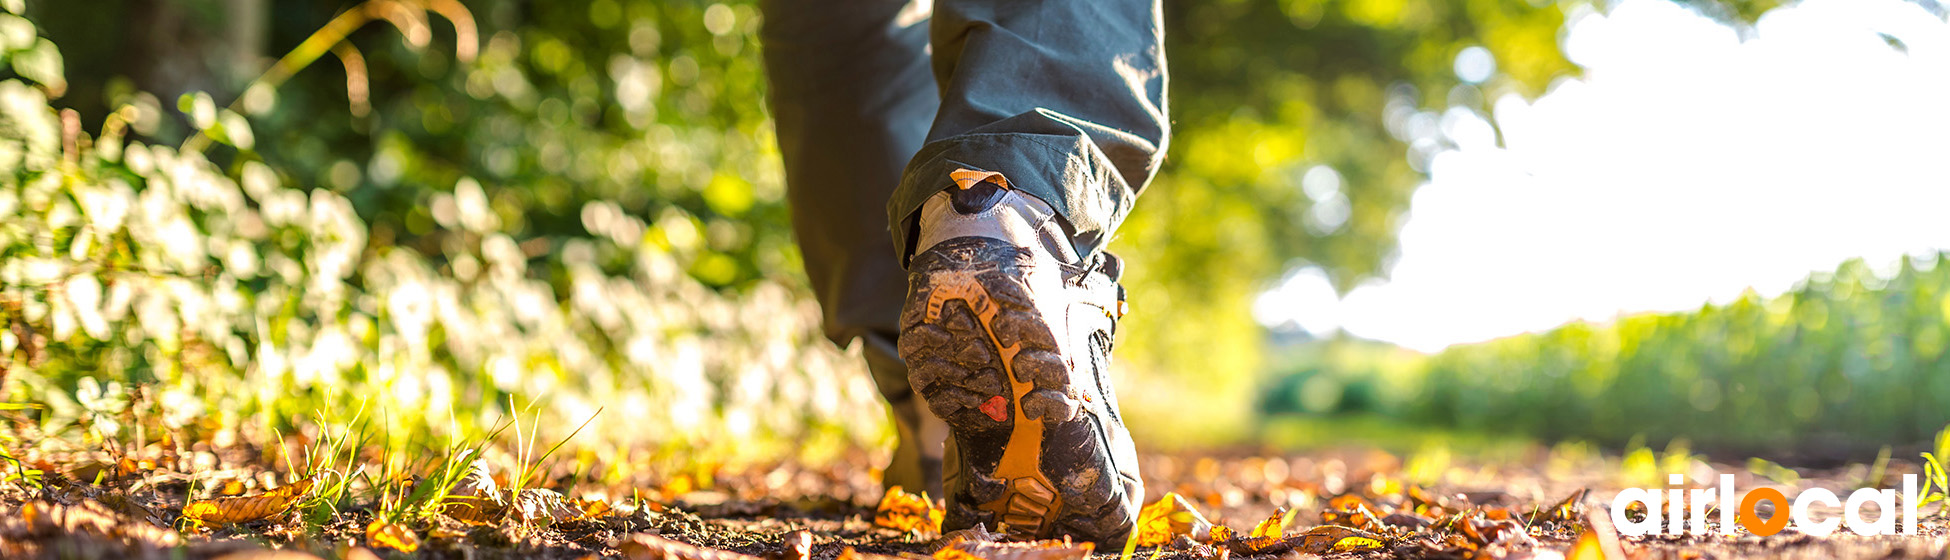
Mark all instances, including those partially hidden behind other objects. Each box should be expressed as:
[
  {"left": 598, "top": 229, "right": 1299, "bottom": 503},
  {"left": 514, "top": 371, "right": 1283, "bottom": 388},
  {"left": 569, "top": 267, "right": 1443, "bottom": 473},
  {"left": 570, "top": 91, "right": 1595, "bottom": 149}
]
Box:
[
  {"left": 443, "top": 459, "right": 507, "bottom": 524},
  {"left": 1220, "top": 535, "right": 1287, "bottom": 555},
  {"left": 572, "top": 496, "right": 616, "bottom": 518},
  {"left": 934, "top": 538, "right": 1094, "bottom": 560},
  {"left": 1291, "top": 525, "right": 1386, "bottom": 555},
  {"left": 873, "top": 485, "right": 941, "bottom": 535},
  {"left": 776, "top": 530, "right": 813, "bottom": 560},
  {"left": 365, "top": 520, "right": 421, "bottom": 553},
  {"left": 12, "top": 500, "right": 183, "bottom": 547},
  {"left": 1319, "top": 502, "right": 1379, "bottom": 530},
  {"left": 1327, "top": 493, "right": 1378, "bottom": 512},
  {"left": 1533, "top": 489, "right": 1588, "bottom": 524},
  {"left": 1406, "top": 485, "right": 1452, "bottom": 510},
  {"left": 936, "top": 523, "right": 1003, "bottom": 551},
  {"left": 1461, "top": 516, "right": 1531, "bottom": 547},
  {"left": 619, "top": 533, "right": 765, "bottom": 560},
  {"left": 514, "top": 488, "right": 583, "bottom": 524},
  {"left": 1132, "top": 492, "right": 1213, "bottom": 546},
  {"left": 181, "top": 478, "right": 314, "bottom": 525}
]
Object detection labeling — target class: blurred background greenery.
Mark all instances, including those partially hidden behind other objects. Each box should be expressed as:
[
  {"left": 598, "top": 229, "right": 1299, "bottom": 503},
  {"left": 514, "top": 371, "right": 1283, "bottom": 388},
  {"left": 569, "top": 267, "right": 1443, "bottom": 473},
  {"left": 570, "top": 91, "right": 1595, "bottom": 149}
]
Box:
[{"left": 3, "top": 0, "right": 1940, "bottom": 477}]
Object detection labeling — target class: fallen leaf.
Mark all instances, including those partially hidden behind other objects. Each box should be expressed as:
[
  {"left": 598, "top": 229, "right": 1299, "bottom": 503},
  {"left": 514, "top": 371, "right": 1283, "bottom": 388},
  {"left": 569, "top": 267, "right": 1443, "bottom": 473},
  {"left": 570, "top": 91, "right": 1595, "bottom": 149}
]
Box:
[
  {"left": 935, "top": 538, "right": 1094, "bottom": 560},
  {"left": 1131, "top": 492, "right": 1213, "bottom": 547},
  {"left": 1291, "top": 525, "right": 1386, "bottom": 555},
  {"left": 514, "top": 488, "right": 583, "bottom": 524},
  {"left": 1207, "top": 525, "right": 1233, "bottom": 543},
  {"left": 181, "top": 478, "right": 314, "bottom": 525},
  {"left": 620, "top": 534, "right": 766, "bottom": 560},
  {"left": 1407, "top": 485, "right": 1452, "bottom": 510},
  {"left": 1248, "top": 507, "right": 1299, "bottom": 539},
  {"left": 937, "top": 523, "right": 1003, "bottom": 551},
  {"left": 1327, "top": 493, "right": 1378, "bottom": 512},
  {"left": 1533, "top": 489, "right": 1588, "bottom": 524},
  {"left": 1461, "top": 516, "right": 1530, "bottom": 547},
  {"left": 775, "top": 530, "right": 813, "bottom": 560},
  {"left": 14, "top": 500, "right": 183, "bottom": 547},
  {"left": 1319, "top": 502, "right": 1379, "bottom": 530},
  {"left": 1219, "top": 535, "right": 1287, "bottom": 555},
  {"left": 873, "top": 486, "right": 941, "bottom": 535},
  {"left": 572, "top": 496, "right": 615, "bottom": 518},
  {"left": 366, "top": 520, "right": 421, "bottom": 553},
  {"left": 1566, "top": 529, "right": 1606, "bottom": 560},
  {"left": 443, "top": 459, "right": 507, "bottom": 524}
]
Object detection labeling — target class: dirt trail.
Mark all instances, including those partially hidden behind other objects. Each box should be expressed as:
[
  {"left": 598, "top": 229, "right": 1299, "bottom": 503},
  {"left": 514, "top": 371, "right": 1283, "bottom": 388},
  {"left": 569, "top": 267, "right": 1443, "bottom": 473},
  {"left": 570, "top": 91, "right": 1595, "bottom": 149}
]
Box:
[{"left": 2, "top": 448, "right": 1945, "bottom": 559}]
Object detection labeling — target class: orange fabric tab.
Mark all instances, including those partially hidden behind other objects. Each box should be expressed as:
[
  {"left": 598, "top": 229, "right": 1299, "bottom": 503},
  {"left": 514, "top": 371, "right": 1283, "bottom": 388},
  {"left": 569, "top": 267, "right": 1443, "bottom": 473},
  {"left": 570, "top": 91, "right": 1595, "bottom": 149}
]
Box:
[{"left": 949, "top": 168, "right": 1010, "bottom": 190}]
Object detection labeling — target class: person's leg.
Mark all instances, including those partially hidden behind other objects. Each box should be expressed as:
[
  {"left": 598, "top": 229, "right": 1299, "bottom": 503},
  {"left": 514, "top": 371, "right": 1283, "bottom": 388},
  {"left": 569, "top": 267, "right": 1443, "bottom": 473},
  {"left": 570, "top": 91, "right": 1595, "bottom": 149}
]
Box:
[
  {"left": 758, "top": 0, "right": 947, "bottom": 497},
  {"left": 890, "top": 0, "right": 1169, "bottom": 546},
  {"left": 889, "top": 0, "right": 1170, "bottom": 265}
]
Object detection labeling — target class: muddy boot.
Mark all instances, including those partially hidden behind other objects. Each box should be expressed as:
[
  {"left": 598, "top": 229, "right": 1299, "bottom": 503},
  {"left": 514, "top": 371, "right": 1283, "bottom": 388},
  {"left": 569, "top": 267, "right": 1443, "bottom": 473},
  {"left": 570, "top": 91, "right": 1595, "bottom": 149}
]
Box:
[{"left": 897, "top": 169, "right": 1142, "bottom": 546}]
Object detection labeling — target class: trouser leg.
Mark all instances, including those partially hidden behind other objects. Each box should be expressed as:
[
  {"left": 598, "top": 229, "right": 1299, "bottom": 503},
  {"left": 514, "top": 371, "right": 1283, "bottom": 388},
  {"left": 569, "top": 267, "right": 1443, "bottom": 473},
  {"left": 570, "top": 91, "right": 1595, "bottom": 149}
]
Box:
[
  {"left": 759, "top": 0, "right": 947, "bottom": 495},
  {"left": 889, "top": 0, "right": 1171, "bottom": 264}
]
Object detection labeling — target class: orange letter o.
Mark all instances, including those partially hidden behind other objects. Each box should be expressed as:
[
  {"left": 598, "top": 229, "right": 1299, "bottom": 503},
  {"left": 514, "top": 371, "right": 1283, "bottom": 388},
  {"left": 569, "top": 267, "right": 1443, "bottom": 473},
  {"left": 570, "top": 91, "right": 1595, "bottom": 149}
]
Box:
[{"left": 1740, "top": 488, "right": 1790, "bottom": 536}]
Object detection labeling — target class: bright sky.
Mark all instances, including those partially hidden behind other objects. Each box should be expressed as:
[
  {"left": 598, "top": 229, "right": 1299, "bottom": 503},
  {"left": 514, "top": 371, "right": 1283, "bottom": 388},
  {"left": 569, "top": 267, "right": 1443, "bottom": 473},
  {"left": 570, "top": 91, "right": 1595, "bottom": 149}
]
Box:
[{"left": 1254, "top": 0, "right": 1950, "bottom": 352}]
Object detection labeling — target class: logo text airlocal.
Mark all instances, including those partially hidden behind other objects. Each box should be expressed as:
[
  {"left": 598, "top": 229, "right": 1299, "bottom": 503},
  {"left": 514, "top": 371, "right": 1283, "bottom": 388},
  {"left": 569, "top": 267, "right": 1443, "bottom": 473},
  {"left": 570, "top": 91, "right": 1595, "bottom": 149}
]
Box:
[{"left": 1611, "top": 474, "right": 1920, "bottom": 537}]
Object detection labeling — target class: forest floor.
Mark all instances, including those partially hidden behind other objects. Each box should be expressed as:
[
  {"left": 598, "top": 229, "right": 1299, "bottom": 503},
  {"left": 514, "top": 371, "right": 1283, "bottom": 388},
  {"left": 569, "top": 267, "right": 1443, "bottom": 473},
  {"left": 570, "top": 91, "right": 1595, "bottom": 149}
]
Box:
[{"left": 1, "top": 442, "right": 1945, "bottom": 560}]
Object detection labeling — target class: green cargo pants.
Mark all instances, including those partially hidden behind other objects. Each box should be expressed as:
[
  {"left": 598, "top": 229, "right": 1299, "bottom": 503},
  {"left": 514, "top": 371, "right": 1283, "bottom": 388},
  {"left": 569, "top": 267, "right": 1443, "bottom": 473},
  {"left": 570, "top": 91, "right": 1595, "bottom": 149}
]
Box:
[{"left": 759, "top": 0, "right": 1169, "bottom": 494}]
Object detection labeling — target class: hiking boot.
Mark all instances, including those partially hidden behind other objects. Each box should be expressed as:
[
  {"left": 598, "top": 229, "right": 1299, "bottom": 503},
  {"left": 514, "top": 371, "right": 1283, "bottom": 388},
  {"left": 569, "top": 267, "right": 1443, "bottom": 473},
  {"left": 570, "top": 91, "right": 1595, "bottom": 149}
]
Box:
[{"left": 897, "top": 169, "right": 1143, "bottom": 545}]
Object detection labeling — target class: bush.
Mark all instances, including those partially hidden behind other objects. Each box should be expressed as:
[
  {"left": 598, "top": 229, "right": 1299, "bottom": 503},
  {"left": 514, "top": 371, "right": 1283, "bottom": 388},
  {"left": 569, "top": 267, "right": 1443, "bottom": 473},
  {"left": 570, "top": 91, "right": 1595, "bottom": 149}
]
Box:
[
  {"left": 0, "top": 9, "right": 886, "bottom": 469},
  {"left": 1400, "top": 256, "right": 1950, "bottom": 455}
]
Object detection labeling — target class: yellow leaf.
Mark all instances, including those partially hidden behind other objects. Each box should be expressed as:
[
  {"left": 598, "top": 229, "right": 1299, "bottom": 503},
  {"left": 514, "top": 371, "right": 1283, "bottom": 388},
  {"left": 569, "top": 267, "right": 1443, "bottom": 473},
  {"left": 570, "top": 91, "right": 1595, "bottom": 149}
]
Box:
[
  {"left": 1132, "top": 492, "right": 1212, "bottom": 547},
  {"left": 1330, "top": 536, "right": 1383, "bottom": 553},
  {"left": 180, "top": 478, "right": 314, "bottom": 525},
  {"left": 1248, "top": 507, "right": 1298, "bottom": 539},
  {"left": 873, "top": 486, "right": 941, "bottom": 535},
  {"left": 1207, "top": 525, "right": 1233, "bottom": 543},
  {"left": 1292, "top": 525, "right": 1386, "bottom": 555},
  {"left": 1567, "top": 529, "right": 1604, "bottom": 560},
  {"left": 367, "top": 520, "right": 421, "bottom": 553}
]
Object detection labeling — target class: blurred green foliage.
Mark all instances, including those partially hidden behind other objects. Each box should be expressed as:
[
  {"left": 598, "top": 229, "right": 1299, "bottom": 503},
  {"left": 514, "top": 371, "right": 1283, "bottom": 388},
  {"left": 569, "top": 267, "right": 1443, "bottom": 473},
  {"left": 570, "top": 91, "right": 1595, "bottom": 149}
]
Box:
[
  {"left": 1, "top": 5, "right": 886, "bottom": 474},
  {"left": 1407, "top": 256, "right": 1950, "bottom": 455},
  {"left": 1263, "top": 257, "right": 1950, "bottom": 456}
]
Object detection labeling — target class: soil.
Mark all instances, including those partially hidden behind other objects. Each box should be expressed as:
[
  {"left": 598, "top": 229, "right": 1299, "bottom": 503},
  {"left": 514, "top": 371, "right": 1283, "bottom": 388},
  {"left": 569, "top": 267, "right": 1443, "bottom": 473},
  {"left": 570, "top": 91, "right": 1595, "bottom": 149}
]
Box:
[{"left": 2, "top": 446, "right": 1945, "bottom": 559}]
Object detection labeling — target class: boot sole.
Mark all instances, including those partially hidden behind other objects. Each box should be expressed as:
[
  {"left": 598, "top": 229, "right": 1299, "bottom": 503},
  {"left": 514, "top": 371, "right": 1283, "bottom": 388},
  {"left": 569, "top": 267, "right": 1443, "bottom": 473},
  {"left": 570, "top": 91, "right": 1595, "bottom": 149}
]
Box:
[{"left": 898, "top": 236, "right": 1134, "bottom": 544}]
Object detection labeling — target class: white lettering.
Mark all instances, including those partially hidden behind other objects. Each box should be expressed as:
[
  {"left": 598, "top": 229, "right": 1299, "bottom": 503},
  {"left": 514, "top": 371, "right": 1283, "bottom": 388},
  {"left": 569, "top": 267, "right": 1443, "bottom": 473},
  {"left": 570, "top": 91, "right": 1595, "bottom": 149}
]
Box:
[
  {"left": 1793, "top": 488, "right": 1841, "bottom": 536},
  {"left": 1845, "top": 488, "right": 1896, "bottom": 536},
  {"left": 1613, "top": 487, "right": 1663, "bottom": 537}
]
